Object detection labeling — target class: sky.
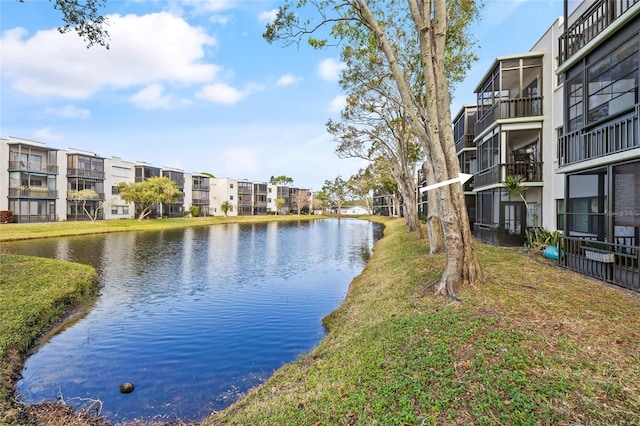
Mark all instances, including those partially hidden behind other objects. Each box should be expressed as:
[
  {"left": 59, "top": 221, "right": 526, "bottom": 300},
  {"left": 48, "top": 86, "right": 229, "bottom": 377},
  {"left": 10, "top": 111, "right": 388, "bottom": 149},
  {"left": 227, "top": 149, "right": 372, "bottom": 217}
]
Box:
[{"left": 1, "top": 0, "right": 567, "bottom": 191}]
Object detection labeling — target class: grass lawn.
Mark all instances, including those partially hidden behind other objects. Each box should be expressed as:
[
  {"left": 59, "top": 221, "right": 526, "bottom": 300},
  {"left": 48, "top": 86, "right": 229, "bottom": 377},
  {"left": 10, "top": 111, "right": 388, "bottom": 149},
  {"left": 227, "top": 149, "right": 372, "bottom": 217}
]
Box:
[
  {"left": 1, "top": 216, "right": 639, "bottom": 425},
  {"left": 0, "top": 215, "right": 325, "bottom": 242},
  {"left": 0, "top": 255, "right": 99, "bottom": 424}
]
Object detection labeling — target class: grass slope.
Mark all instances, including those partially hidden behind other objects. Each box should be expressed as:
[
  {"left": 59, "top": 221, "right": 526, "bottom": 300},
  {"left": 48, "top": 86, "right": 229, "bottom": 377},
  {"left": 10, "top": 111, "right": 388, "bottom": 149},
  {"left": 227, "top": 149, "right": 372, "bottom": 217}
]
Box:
[
  {"left": 0, "top": 216, "right": 325, "bottom": 243},
  {"left": 0, "top": 254, "right": 99, "bottom": 423},
  {"left": 204, "top": 217, "right": 640, "bottom": 425},
  {"left": 1, "top": 217, "right": 639, "bottom": 425}
]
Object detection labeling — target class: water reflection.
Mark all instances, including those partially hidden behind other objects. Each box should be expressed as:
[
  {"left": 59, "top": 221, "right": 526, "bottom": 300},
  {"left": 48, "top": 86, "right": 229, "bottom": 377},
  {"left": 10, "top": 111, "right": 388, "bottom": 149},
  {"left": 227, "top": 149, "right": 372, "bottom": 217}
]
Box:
[{"left": 0, "top": 218, "right": 381, "bottom": 423}]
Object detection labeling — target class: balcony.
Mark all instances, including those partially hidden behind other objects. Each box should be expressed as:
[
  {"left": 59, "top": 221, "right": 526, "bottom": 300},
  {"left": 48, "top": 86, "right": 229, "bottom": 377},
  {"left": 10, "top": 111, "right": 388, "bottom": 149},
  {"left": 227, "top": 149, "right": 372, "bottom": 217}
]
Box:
[
  {"left": 558, "top": 104, "right": 640, "bottom": 167},
  {"left": 474, "top": 162, "right": 543, "bottom": 188},
  {"left": 559, "top": 0, "right": 638, "bottom": 65},
  {"left": 192, "top": 184, "right": 210, "bottom": 191},
  {"left": 559, "top": 236, "right": 639, "bottom": 291},
  {"left": 13, "top": 214, "right": 58, "bottom": 223},
  {"left": 8, "top": 187, "right": 58, "bottom": 199},
  {"left": 455, "top": 134, "right": 475, "bottom": 153},
  {"left": 67, "top": 168, "right": 106, "bottom": 179},
  {"left": 67, "top": 191, "right": 105, "bottom": 200},
  {"left": 475, "top": 97, "right": 543, "bottom": 136},
  {"left": 8, "top": 161, "right": 58, "bottom": 174},
  {"left": 67, "top": 213, "right": 105, "bottom": 222}
]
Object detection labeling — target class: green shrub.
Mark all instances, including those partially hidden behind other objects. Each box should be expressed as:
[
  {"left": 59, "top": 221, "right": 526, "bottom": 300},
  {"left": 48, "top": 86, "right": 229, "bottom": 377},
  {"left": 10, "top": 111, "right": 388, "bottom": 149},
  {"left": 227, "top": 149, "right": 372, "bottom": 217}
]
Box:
[{"left": 525, "top": 227, "right": 561, "bottom": 251}]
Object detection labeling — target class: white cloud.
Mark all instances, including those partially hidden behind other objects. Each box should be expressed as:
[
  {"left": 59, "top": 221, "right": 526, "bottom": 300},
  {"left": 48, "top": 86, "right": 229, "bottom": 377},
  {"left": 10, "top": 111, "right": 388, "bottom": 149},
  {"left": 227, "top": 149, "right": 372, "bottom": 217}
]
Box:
[
  {"left": 130, "top": 83, "right": 191, "bottom": 110},
  {"left": 32, "top": 127, "right": 64, "bottom": 143},
  {"left": 196, "top": 82, "right": 262, "bottom": 105},
  {"left": 276, "top": 73, "right": 302, "bottom": 87},
  {"left": 317, "top": 58, "right": 346, "bottom": 81},
  {"left": 0, "top": 12, "right": 219, "bottom": 99},
  {"left": 44, "top": 104, "right": 91, "bottom": 119},
  {"left": 181, "top": 0, "right": 236, "bottom": 13},
  {"left": 209, "top": 14, "right": 233, "bottom": 25},
  {"left": 329, "top": 95, "right": 347, "bottom": 113},
  {"left": 258, "top": 9, "right": 279, "bottom": 24}
]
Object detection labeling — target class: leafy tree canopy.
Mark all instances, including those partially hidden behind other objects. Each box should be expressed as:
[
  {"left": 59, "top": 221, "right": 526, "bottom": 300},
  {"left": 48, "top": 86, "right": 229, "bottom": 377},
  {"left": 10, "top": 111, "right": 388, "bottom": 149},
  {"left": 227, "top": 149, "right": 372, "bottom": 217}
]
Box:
[
  {"left": 18, "top": 0, "right": 110, "bottom": 48},
  {"left": 270, "top": 175, "right": 294, "bottom": 186},
  {"left": 118, "top": 176, "right": 182, "bottom": 221}
]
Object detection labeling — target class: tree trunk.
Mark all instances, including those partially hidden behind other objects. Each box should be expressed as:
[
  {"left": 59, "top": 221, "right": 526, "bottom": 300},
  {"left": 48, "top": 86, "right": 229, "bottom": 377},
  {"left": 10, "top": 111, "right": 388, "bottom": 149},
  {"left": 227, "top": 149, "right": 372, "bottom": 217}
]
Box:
[
  {"left": 415, "top": 0, "right": 483, "bottom": 297},
  {"left": 422, "top": 161, "right": 444, "bottom": 254},
  {"left": 398, "top": 180, "right": 423, "bottom": 238},
  {"left": 356, "top": 0, "right": 482, "bottom": 299}
]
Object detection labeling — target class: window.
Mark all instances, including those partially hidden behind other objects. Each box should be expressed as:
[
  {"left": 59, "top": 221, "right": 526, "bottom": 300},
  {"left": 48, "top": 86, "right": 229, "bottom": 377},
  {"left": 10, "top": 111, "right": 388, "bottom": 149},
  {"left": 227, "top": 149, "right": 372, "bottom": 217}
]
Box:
[
  {"left": 112, "top": 186, "right": 120, "bottom": 195},
  {"left": 111, "top": 205, "right": 130, "bottom": 215},
  {"left": 230, "top": 195, "right": 234, "bottom": 200},
  {"left": 230, "top": 183, "right": 234, "bottom": 189},
  {"left": 556, "top": 199, "right": 565, "bottom": 231},
  {"left": 566, "top": 75, "right": 584, "bottom": 132},
  {"left": 587, "top": 35, "right": 638, "bottom": 125}
]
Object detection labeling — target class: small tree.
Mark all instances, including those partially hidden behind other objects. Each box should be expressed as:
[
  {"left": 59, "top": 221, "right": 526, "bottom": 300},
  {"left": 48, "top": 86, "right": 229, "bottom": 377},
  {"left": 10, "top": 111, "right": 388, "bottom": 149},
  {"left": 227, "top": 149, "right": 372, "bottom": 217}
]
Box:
[
  {"left": 118, "top": 177, "right": 182, "bottom": 221},
  {"left": 67, "top": 189, "right": 105, "bottom": 223},
  {"left": 504, "top": 175, "right": 531, "bottom": 226},
  {"left": 221, "top": 200, "right": 234, "bottom": 217},
  {"left": 292, "top": 190, "right": 310, "bottom": 215},
  {"left": 348, "top": 168, "right": 375, "bottom": 215},
  {"left": 314, "top": 191, "right": 330, "bottom": 214},
  {"left": 276, "top": 198, "right": 286, "bottom": 215},
  {"left": 323, "top": 176, "right": 351, "bottom": 215}
]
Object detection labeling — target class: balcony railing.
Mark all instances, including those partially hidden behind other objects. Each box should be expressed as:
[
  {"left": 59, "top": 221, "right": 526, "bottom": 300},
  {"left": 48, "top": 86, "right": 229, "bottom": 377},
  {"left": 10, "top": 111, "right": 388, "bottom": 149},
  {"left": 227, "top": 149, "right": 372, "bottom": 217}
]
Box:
[
  {"left": 475, "top": 96, "right": 543, "bottom": 136},
  {"left": 8, "top": 161, "right": 58, "bottom": 174},
  {"left": 8, "top": 187, "right": 58, "bottom": 198},
  {"left": 67, "top": 168, "right": 106, "bottom": 179},
  {"left": 192, "top": 198, "right": 210, "bottom": 205},
  {"left": 67, "top": 191, "right": 105, "bottom": 200},
  {"left": 67, "top": 213, "right": 105, "bottom": 222},
  {"left": 474, "top": 162, "right": 543, "bottom": 188},
  {"left": 192, "top": 184, "right": 210, "bottom": 191},
  {"left": 473, "top": 223, "right": 499, "bottom": 246},
  {"left": 559, "top": 0, "right": 638, "bottom": 65},
  {"left": 559, "top": 236, "right": 639, "bottom": 291},
  {"left": 13, "top": 214, "right": 58, "bottom": 223},
  {"left": 455, "top": 134, "right": 475, "bottom": 153},
  {"left": 558, "top": 105, "right": 640, "bottom": 166}
]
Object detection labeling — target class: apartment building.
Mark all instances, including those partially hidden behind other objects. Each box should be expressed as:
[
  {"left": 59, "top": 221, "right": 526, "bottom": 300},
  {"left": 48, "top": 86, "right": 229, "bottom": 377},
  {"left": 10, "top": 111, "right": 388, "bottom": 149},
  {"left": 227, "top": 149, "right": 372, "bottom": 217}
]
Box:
[
  {"left": 104, "top": 157, "right": 135, "bottom": 220},
  {"left": 452, "top": 104, "right": 478, "bottom": 229},
  {"left": 470, "top": 14, "right": 566, "bottom": 247},
  {"left": 556, "top": 0, "right": 640, "bottom": 290},
  {"left": 189, "top": 174, "right": 211, "bottom": 216},
  {"left": 65, "top": 149, "right": 106, "bottom": 221},
  {"left": 161, "top": 167, "right": 185, "bottom": 218},
  {"left": 1, "top": 136, "right": 60, "bottom": 223},
  {"left": 210, "top": 178, "right": 290, "bottom": 216}
]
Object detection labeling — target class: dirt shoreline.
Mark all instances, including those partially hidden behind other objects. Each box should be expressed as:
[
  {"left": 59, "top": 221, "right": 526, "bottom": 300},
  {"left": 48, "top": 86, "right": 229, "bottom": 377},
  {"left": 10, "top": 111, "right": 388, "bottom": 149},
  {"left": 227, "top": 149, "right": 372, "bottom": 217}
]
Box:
[{"left": 2, "top": 299, "right": 111, "bottom": 426}]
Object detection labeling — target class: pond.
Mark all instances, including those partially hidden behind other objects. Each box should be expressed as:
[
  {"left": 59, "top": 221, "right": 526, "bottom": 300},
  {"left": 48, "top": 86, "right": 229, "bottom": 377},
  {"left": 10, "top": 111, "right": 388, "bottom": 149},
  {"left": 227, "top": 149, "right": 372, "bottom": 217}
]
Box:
[{"left": 0, "top": 218, "right": 382, "bottom": 423}]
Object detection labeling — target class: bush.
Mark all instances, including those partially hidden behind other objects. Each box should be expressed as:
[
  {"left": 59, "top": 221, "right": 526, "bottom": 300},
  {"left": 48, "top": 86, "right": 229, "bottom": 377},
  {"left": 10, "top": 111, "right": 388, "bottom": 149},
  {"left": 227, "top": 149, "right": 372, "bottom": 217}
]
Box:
[
  {"left": 189, "top": 206, "right": 200, "bottom": 217},
  {"left": 0, "top": 211, "right": 14, "bottom": 224},
  {"left": 525, "top": 227, "right": 561, "bottom": 251}
]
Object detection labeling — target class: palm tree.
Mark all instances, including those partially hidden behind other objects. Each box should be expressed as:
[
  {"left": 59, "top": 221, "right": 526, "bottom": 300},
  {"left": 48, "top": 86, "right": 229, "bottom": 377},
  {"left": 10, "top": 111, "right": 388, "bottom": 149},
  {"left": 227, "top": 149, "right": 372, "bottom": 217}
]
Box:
[
  {"left": 221, "top": 200, "right": 234, "bottom": 217},
  {"left": 503, "top": 175, "right": 531, "bottom": 225}
]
